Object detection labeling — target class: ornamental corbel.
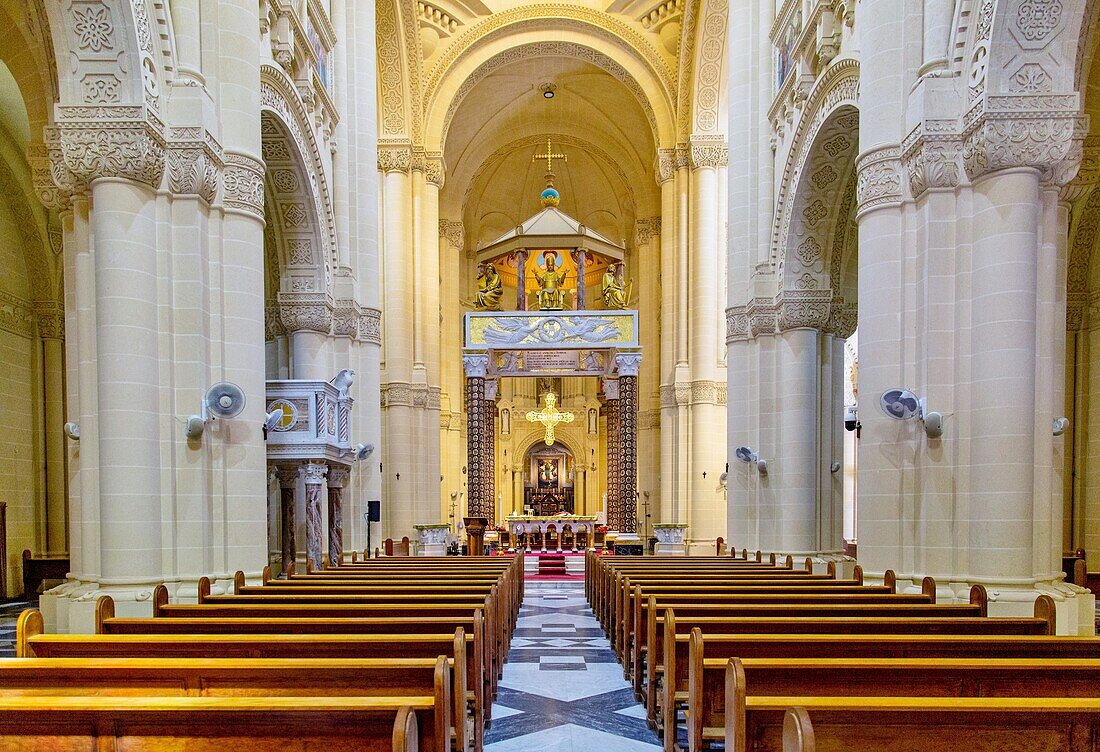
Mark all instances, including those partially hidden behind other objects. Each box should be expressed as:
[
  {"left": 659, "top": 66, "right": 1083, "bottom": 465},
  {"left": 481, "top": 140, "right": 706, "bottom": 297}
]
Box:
[
  {"left": 962, "top": 100, "right": 1088, "bottom": 187},
  {"left": 854, "top": 145, "right": 903, "bottom": 217},
  {"left": 54, "top": 105, "right": 167, "bottom": 189},
  {"left": 166, "top": 126, "right": 224, "bottom": 204},
  {"left": 901, "top": 121, "right": 962, "bottom": 199},
  {"left": 277, "top": 292, "right": 334, "bottom": 334}
]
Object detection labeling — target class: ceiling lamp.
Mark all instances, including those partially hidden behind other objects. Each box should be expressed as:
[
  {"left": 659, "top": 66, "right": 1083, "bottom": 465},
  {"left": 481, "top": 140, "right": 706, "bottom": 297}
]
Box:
[{"left": 540, "top": 83, "right": 556, "bottom": 99}]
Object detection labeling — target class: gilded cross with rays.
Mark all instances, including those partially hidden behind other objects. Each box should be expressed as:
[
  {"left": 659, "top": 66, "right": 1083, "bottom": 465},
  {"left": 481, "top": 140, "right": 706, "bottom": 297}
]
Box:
[
  {"left": 525, "top": 392, "right": 575, "bottom": 446},
  {"left": 532, "top": 138, "right": 567, "bottom": 172}
]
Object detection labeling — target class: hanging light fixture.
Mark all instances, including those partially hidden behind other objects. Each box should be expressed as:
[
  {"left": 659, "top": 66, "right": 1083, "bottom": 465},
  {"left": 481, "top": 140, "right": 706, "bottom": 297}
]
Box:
[{"left": 540, "top": 82, "right": 556, "bottom": 99}]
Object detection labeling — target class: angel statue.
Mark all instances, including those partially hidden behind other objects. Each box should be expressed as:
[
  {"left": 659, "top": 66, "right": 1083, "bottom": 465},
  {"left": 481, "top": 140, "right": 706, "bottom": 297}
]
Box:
[
  {"left": 474, "top": 262, "right": 503, "bottom": 311},
  {"left": 602, "top": 262, "right": 631, "bottom": 309}
]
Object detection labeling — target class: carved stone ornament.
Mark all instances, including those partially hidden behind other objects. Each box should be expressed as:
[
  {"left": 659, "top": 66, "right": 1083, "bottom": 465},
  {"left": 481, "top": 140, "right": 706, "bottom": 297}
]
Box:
[
  {"left": 963, "top": 107, "right": 1088, "bottom": 187},
  {"left": 27, "top": 143, "right": 69, "bottom": 210},
  {"left": 854, "top": 145, "right": 903, "bottom": 215},
  {"left": 53, "top": 105, "right": 166, "bottom": 189},
  {"left": 439, "top": 219, "right": 464, "bottom": 250},
  {"left": 655, "top": 148, "right": 676, "bottom": 184},
  {"left": 778, "top": 290, "right": 833, "bottom": 331},
  {"left": 726, "top": 306, "right": 750, "bottom": 342},
  {"left": 278, "top": 292, "right": 334, "bottom": 334},
  {"left": 276, "top": 465, "right": 299, "bottom": 488},
  {"left": 463, "top": 353, "right": 489, "bottom": 378},
  {"left": 825, "top": 302, "right": 858, "bottom": 339},
  {"left": 359, "top": 307, "right": 382, "bottom": 345},
  {"left": 378, "top": 142, "right": 412, "bottom": 174},
  {"left": 604, "top": 378, "right": 620, "bottom": 400},
  {"left": 327, "top": 465, "right": 350, "bottom": 488},
  {"left": 166, "top": 126, "right": 224, "bottom": 203},
  {"left": 634, "top": 216, "right": 662, "bottom": 246},
  {"left": 614, "top": 352, "right": 643, "bottom": 376},
  {"left": 902, "top": 122, "right": 962, "bottom": 199},
  {"left": 300, "top": 461, "right": 329, "bottom": 485},
  {"left": 332, "top": 299, "right": 362, "bottom": 337},
  {"left": 34, "top": 301, "right": 65, "bottom": 340},
  {"left": 424, "top": 153, "right": 445, "bottom": 188},
  {"left": 222, "top": 153, "right": 265, "bottom": 218},
  {"left": 689, "top": 137, "right": 730, "bottom": 170}
]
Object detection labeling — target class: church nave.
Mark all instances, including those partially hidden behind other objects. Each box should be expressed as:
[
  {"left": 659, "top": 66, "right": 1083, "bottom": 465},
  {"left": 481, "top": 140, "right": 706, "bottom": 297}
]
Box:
[{"left": 486, "top": 584, "right": 661, "bottom": 752}]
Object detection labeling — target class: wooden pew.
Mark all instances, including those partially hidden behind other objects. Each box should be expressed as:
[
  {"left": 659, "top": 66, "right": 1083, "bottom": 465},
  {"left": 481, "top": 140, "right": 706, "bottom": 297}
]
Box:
[
  {"left": 19, "top": 612, "right": 483, "bottom": 751},
  {"left": 0, "top": 696, "right": 432, "bottom": 752},
  {"left": 687, "top": 654, "right": 1100, "bottom": 752},
  {"left": 0, "top": 655, "right": 452, "bottom": 752},
  {"left": 656, "top": 598, "right": 1059, "bottom": 749},
  {"left": 743, "top": 697, "right": 1100, "bottom": 752}
]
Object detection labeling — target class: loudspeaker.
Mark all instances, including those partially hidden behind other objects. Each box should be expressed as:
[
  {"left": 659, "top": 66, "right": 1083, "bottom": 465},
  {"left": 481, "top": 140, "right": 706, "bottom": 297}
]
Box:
[{"left": 367, "top": 500, "right": 381, "bottom": 522}]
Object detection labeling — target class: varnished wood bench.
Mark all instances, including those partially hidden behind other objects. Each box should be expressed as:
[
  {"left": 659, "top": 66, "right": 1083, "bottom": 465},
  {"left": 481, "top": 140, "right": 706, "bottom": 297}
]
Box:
[
  {"left": 687, "top": 654, "right": 1100, "bottom": 752},
  {"left": 18, "top": 613, "right": 484, "bottom": 751},
  {"left": 655, "top": 598, "right": 1059, "bottom": 749},
  {"left": 0, "top": 695, "right": 432, "bottom": 751},
  {"left": 0, "top": 655, "right": 453, "bottom": 752},
  {"left": 746, "top": 697, "right": 1100, "bottom": 752}
]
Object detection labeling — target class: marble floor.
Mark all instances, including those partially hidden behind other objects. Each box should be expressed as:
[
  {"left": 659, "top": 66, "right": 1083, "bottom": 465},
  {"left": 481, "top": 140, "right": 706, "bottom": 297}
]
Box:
[{"left": 485, "top": 583, "right": 661, "bottom": 752}]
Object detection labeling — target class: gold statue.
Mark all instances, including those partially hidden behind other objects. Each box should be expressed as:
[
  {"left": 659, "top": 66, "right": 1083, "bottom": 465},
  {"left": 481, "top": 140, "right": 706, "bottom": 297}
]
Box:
[
  {"left": 474, "top": 262, "right": 503, "bottom": 311},
  {"left": 602, "top": 262, "right": 631, "bottom": 309},
  {"left": 534, "top": 253, "right": 568, "bottom": 310}
]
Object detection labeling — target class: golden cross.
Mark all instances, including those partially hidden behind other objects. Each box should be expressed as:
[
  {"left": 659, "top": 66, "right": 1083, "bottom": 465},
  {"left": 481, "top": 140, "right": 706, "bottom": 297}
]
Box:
[
  {"left": 532, "top": 138, "right": 567, "bottom": 172},
  {"left": 525, "top": 392, "right": 575, "bottom": 446}
]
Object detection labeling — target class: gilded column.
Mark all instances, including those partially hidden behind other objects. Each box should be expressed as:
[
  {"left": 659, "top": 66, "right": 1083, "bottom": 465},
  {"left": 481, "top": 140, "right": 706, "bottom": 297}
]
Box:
[
  {"left": 301, "top": 462, "right": 328, "bottom": 570},
  {"left": 327, "top": 465, "right": 350, "bottom": 566},
  {"left": 463, "top": 354, "right": 489, "bottom": 518},
  {"left": 277, "top": 466, "right": 298, "bottom": 574}
]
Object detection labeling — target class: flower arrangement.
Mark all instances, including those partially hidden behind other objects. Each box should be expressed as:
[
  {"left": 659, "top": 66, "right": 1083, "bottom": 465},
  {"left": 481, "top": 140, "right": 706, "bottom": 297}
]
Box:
[{"left": 595, "top": 525, "right": 608, "bottom": 534}]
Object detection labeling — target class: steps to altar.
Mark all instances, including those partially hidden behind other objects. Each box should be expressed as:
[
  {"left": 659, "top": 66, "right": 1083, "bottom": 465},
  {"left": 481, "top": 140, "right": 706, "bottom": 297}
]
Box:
[{"left": 522, "top": 552, "right": 586, "bottom": 580}]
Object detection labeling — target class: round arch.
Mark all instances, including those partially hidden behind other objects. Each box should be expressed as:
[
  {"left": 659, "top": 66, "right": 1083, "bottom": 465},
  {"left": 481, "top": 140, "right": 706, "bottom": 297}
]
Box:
[
  {"left": 513, "top": 429, "right": 586, "bottom": 469},
  {"left": 425, "top": 34, "right": 675, "bottom": 153},
  {"left": 259, "top": 64, "right": 338, "bottom": 294},
  {"left": 771, "top": 58, "right": 859, "bottom": 269},
  {"left": 690, "top": 0, "right": 729, "bottom": 136}
]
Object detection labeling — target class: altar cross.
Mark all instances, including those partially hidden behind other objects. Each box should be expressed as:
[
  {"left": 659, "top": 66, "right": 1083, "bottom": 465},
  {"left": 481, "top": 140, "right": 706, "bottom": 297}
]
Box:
[
  {"left": 525, "top": 392, "right": 575, "bottom": 446},
  {"left": 532, "top": 138, "right": 567, "bottom": 172}
]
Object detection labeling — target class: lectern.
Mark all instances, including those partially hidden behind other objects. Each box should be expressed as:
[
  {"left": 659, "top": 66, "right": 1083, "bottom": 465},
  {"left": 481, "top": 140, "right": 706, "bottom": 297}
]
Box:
[{"left": 463, "top": 517, "right": 489, "bottom": 556}]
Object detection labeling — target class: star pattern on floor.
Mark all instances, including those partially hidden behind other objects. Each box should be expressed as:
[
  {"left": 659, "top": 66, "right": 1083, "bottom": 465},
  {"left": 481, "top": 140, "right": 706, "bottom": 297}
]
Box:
[{"left": 485, "top": 584, "right": 660, "bottom": 751}]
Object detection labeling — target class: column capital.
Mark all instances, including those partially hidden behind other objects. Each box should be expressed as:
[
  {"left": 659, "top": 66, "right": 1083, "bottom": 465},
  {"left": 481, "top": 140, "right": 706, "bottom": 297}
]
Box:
[
  {"left": 276, "top": 465, "right": 300, "bottom": 488},
  {"left": 777, "top": 289, "right": 832, "bottom": 331},
  {"left": 962, "top": 100, "right": 1087, "bottom": 187},
  {"left": 358, "top": 307, "right": 382, "bottom": 345},
  {"left": 655, "top": 148, "right": 676, "bottom": 184},
  {"left": 378, "top": 140, "right": 412, "bottom": 174},
  {"left": 48, "top": 105, "right": 167, "bottom": 190},
  {"left": 222, "top": 152, "right": 265, "bottom": 219},
  {"left": 688, "top": 136, "right": 729, "bottom": 170},
  {"left": 165, "top": 125, "right": 224, "bottom": 204},
  {"left": 615, "top": 352, "right": 642, "bottom": 376},
  {"left": 327, "top": 465, "right": 350, "bottom": 488},
  {"left": 463, "top": 353, "right": 489, "bottom": 378},
  {"left": 34, "top": 301, "right": 65, "bottom": 340},
  {"left": 332, "top": 298, "right": 363, "bottom": 337},
  {"left": 725, "top": 305, "right": 750, "bottom": 343},
  {"left": 300, "top": 461, "right": 328, "bottom": 485},
  {"left": 855, "top": 145, "right": 904, "bottom": 217},
  {"left": 278, "top": 292, "right": 334, "bottom": 334},
  {"left": 439, "top": 219, "right": 464, "bottom": 250},
  {"left": 902, "top": 123, "right": 962, "bottom": 199}
]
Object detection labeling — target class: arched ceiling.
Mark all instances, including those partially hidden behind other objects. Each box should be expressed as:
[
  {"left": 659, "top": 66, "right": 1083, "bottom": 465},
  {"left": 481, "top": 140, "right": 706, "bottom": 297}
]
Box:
[{"left": 444, "top": 54, "right": 657, "bottom": 246}]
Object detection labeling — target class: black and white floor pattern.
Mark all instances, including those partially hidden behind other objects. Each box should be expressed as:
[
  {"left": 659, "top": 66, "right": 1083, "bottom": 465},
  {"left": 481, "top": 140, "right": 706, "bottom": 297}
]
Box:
[{"left": 485, "top": 584, "right": 660, "bottom": 751}]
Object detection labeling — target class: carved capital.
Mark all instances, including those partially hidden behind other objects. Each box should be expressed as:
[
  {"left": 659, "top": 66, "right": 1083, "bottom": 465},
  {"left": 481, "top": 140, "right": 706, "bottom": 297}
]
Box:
[
  {"left": 777, "top": 290, "right": 832, "bottom": 331},
  {"left": 34, "top": 300, "right": 65, "bottom": 340},
  {"left": 1067, "top": 292, "right": 1086, "bottom": 331},
  {"left": 855, "top": 145, "right": 903, "bottom": 215},
  {"left": 902, "top": 123, "right": 962, "bottom": 199},
  {"left": 962, "top": 102, "right": 1087, "bottom": 187},
  {"left": 300, "top": 461, "right": 328, "bottom": 485},
  {"left": 378, "top": 142, "right": 412, "bottom": 174},
  {"left": 54, "top": 105, "right": 166, "bottom": 189},
  {"left": 725, "top": 305, "right": 750, "bottom": 342},
  {"left": 327, "top": 465, "right": 350, "bottom": 488},
  {"left": 825, "top": 302, "right": 858, "bottom": 338},
  {"left": 358, "top": 307, "right": 382, "bottom": 345},
  {"left": 655, "top": 148, "right": 676, "bottom": 184},
  {"left": 278, "top": 292, "right": 334, "bottom": 334},
  {"left": 332, "top": 299, "right": 361, "bottom": 337},
  {"left": 439, "top": 219, "right": 464, "bottom": 250},
  {"left": 1061, "top": 135, "right": 1100, "bottom": 203},
  {"left": 615, "top": 352, "right": 642, "bottom": 376},
  {"left": 27, "top": 142, "right": 71, "bottom": 210},
  {"left": 689, "top": 136, "right": 729, "bottom": 170},
  {"left": 222, "top": 152, "right": 265, "bottom": 218},
  {"left": 463, "top": 353, "right": 489, "bottom": 378},
  {"left": 747, "top": 297, "right": 778, "bottom": 337},
  {"left": 424, "top": 152, "right": 445, "bottom": 188},
  {"left": 166, "top": 126, "right": 224, "bottom": 203}
]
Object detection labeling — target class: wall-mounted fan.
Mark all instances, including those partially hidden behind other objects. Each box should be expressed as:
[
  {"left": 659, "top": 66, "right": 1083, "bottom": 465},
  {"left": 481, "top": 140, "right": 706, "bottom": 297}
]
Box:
[
  {"left": 734, "top": 445, "right": 768, "bottom": 474},
  {"left": 879, "top": 388, "right": 942, "bottom": 439},
  {"left": 186, "top": 382, "right": 247, "bottom": 440}
]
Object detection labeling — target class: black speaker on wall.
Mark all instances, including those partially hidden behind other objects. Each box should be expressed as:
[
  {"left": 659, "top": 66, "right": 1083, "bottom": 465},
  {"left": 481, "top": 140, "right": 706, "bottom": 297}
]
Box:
[{"left": 367, "top": 500, "right": 381, "bottom": 522}]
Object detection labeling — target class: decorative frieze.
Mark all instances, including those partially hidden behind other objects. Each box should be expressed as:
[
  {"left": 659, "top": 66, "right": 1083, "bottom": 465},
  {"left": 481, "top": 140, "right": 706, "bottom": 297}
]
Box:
[
  {"left": 222, "top": 153, "right": 265, "bottom": 219},
  {"left": 0, "top": 292, "right": 35, "bottom": 338}
]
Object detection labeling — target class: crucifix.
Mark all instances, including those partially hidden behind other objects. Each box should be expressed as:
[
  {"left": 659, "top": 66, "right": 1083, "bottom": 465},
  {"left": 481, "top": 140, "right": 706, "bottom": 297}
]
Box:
[
  {"left": 532, "top": 138, "right": 567, "bottom": 172},
  {"left": 525, "top": 392, "right": 575, "bottom": 446}
]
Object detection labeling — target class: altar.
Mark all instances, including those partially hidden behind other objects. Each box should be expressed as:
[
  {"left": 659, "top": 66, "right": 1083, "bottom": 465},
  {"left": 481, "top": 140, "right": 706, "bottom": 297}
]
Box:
[{"left": 505, "top": 514, "right": 599, "bottom": 552}]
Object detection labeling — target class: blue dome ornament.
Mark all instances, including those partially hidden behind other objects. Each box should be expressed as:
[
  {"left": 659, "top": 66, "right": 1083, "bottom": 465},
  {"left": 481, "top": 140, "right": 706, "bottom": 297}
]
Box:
[{"left": 540, "top": 185, "right": 561, "bottom": 207}]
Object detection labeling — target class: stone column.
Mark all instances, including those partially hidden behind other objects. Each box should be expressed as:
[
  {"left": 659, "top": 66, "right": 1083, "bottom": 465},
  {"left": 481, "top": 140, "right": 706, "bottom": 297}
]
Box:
[
  {"left": 277, "top": 466, "right": 298, "bottom": 574},
  {"left": 327, "top": 465, "right": 350, "bottom": 566},
  {"left": 616, "top": 354, "right": 642, "bottom": 535},
  {"left": 574, "top": 249, "right": 588, "bottom": 309},
  {"left": 301, "top": 462, "right": 328, "bottom": 570},
  {"left": 605, "top": 379, "right": 622, "bottom": 530},
  {"left": 463, "top": 354, "right": 489, "bottom": 518},
  {"left": 515, "top": 249, "right": 528, "bottom": 310},
  {"left": 37, "top": 307, "right": 67, "bottom": 557}
]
